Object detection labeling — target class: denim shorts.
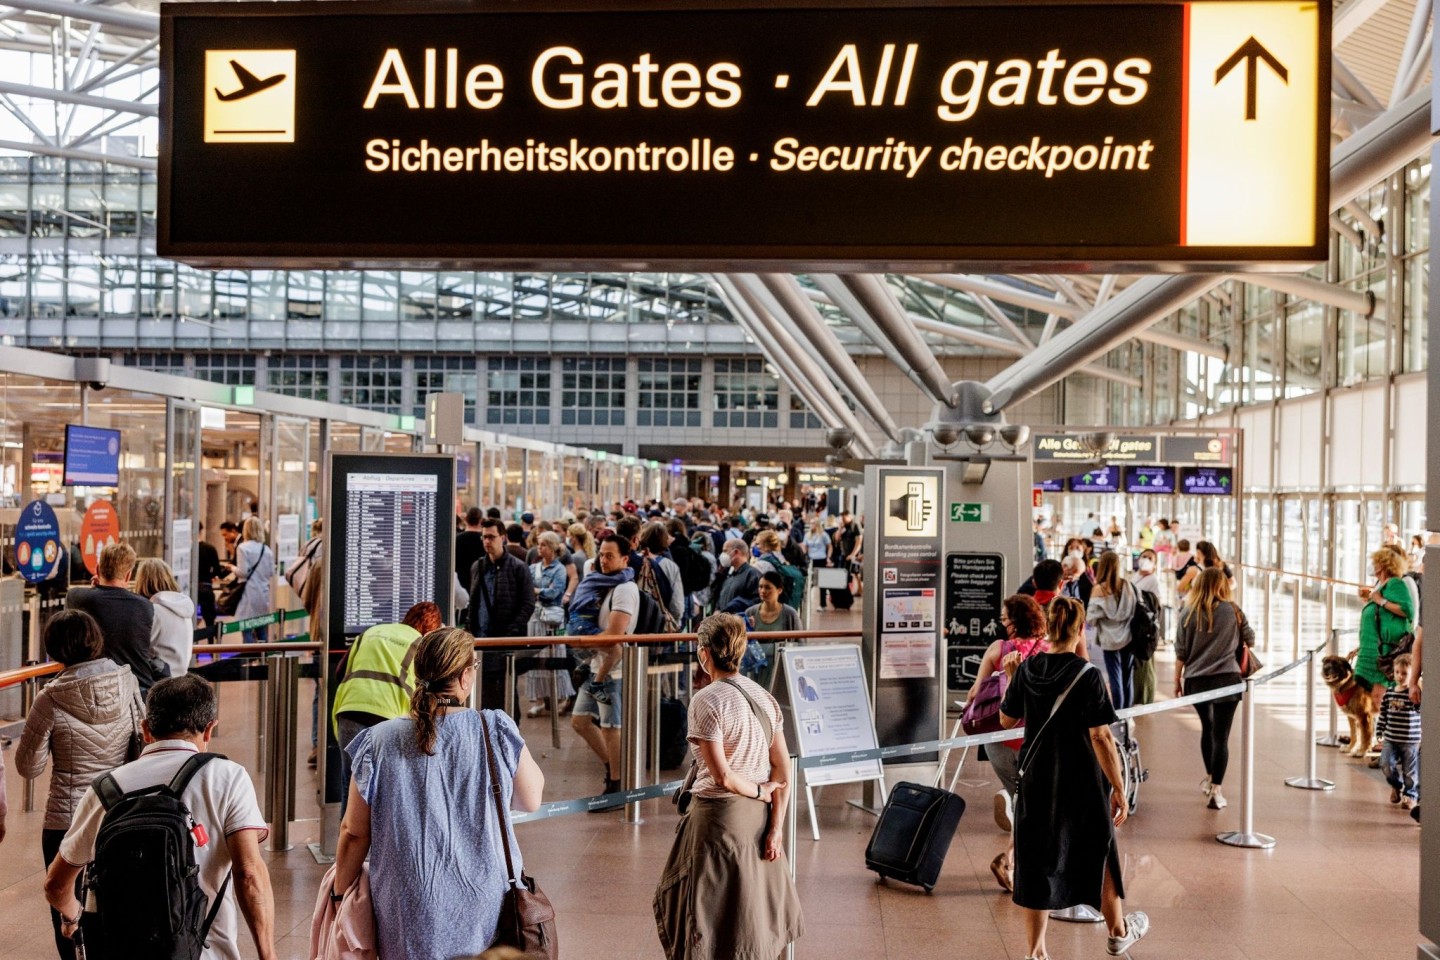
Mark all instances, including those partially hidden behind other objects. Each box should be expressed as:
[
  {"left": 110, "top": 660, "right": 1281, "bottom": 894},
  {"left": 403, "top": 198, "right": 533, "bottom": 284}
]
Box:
[{"left": 572, "top": 676, "right": 623, "bottom": 728}]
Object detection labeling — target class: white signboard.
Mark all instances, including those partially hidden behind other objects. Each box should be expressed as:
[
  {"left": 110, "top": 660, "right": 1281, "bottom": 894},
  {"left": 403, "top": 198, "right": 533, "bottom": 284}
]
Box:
[
  {"left": 275, "top": 513, "right": 301, "bottom": 566},
  {"left": 781, "top": 644, "right": 883, "bottom": 786},
  {"left": 170, "top": 519, "right": 193, "bottom": 594}
]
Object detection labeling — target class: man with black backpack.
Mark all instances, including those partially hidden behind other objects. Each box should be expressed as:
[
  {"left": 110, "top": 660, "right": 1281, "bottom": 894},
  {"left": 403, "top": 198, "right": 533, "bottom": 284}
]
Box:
[{"left": 44, "top": 675, "right": 275, "bottom": 960}]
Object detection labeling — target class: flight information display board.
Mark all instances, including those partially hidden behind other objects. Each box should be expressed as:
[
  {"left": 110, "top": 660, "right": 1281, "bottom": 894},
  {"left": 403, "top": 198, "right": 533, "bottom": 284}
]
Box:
[
  {"left": 327, "top": 453, "right": 454, "bottom": 638},
  {"left": 1179, "top": 466, "right": 1234, "bottom": 495},
  {"left": 159, "top": 0, "right": 1328, "bottom": 269}
]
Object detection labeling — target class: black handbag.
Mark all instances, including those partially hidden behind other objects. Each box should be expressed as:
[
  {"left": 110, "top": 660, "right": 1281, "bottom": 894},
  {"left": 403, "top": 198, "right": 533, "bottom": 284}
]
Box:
[
  {"left": 481, "top": 712, "right": 558, "bottom": 960},
  {"left": 216, "top": 550, "right": 261, "bottom": 617},
  {"left": 1373, "top": 598, "right": 1415, "bottom": 682}
]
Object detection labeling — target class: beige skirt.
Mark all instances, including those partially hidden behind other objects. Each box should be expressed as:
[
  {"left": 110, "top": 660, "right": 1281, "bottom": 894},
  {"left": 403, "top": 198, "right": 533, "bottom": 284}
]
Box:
[{"left": 653, "top": 795, "right": 804, "bottom": 960}]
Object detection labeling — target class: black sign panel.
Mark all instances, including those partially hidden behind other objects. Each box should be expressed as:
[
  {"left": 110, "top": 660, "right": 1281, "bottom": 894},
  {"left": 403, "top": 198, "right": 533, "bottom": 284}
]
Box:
[
  {"left": 159, "top": 0, "right": 1328, "bottom": 269},
  {"left": 1179, "top": 466, "right": 1234, "bottom": 495},
  {"left": 1033, "top": 433, "right": 1158, "bottom": 463},
  {"left": 944, "top": 552, "right": 1004, "bottom": 690},
  {"left": 1124, "top": 465, "right": 1175, "bottom": 493},
  {"left": 1161, "top": 434, "right": 1232, "bottom": 464},
  {"left": 1068, "top": 464, "right": 1120, "bottom": 493}
]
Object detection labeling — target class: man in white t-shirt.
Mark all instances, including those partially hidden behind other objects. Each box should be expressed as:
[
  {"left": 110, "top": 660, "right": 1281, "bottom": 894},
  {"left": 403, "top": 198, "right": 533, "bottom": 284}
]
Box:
[
  {"left": 44, "top": 675, "right": 275, "bottom": 960},
  {"left": 570, "top": 536, "right": 638, "bottom": 798}
]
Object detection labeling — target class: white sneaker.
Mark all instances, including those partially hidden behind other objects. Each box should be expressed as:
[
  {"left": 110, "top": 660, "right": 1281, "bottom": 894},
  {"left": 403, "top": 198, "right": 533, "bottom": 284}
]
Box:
[
  {"left": 1106, "top": 911, "right": 1151, "bottom": 956},
  {"left": 994, "top": 790, "right": 1013, "bottom": 832},
  {"left": 1207, "top": 790, "right": 1227, "bottom": 810}
]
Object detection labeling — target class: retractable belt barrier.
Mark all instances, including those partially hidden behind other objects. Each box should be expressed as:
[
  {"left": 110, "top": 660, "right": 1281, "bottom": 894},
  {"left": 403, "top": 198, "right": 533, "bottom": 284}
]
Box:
[{"left": 512, "top": 642, "right": 1329, "bottom": 827}]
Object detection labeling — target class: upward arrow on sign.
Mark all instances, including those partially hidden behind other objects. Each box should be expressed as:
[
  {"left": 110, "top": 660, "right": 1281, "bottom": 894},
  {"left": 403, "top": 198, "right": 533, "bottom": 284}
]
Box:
[{"left": 1215, "top": 36, "right": 1288, "bottom": 121}]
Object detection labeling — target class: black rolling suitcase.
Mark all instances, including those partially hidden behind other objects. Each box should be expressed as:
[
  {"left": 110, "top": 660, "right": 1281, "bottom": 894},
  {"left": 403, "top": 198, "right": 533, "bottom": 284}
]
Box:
[{"left": 864, "top": 781, "right": 965, "bottom": 893}]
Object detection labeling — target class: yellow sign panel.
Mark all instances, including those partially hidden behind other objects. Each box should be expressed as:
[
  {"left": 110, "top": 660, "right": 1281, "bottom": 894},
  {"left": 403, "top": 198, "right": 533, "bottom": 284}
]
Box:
[
  {"left": 1184, "top": 2, "right": 1319, "bottom": 246},
  {"left": 204, "top": 50, "right": 296, "bottom": 143}
]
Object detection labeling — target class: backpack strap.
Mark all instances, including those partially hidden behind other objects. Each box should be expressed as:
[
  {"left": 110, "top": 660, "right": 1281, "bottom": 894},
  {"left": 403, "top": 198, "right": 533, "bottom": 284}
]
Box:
[
  {"left": 166, "top": 752, "right": 226, "bottom": 797},
  {"left": 93, "top": 773, "right": 125, "bottom": 811},
  {"left": 200, "top": 871, "right": 232, "bottom": 944}
]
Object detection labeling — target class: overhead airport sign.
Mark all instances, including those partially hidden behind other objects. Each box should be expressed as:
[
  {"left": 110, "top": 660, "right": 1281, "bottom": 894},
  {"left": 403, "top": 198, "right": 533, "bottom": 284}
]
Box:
[
  {"left": 1033, "top": 433, "right": 1159, "bottom": 463},
  {"left": 159, "top": 0, "right": 1328, "bottom": 269}
]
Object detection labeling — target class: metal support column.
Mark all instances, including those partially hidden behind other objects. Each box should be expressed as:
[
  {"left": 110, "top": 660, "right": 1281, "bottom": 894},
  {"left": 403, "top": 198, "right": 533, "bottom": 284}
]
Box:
[
  {"left": 266, "top": 654, "right": 298, "bottom": 852},
  {"left": 621, "top": 644, "right": 649, "bottom": 824}
]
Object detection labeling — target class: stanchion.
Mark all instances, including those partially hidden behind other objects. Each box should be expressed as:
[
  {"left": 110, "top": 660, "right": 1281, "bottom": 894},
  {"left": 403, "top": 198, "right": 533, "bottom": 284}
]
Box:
[
  {"left": 21, "top": 675, "right": 36, "bottom": 813},
  {"left": 1262, "top": 572, "right": 1274, "bottom": 653},
  {"left": 621, "top": 643, "right": 649, "bottom": 824},
  {"left": 1051, "top": 905, "right": 1104, "bottom": 923},
  {"left": 1217, "top": 679, "right": 1276, "bottom": 849},
  {"left": 1286, "top": 649, "right": 1336, "bottom": 791},
  {"left": 785, "top": 754, "right": 798, "bottom": 960},
  {"left": 1316, "top": 628, "right": 1344, "bottom": 747},
  {"left": 266, "top": 654, "right": 298, "bottom": 852},
  {"left": 503, "top": 654, "right": 518, "bottom": 721},
  {"left": 1290, "top": 576, "right": 1302, "bottom": 663}
]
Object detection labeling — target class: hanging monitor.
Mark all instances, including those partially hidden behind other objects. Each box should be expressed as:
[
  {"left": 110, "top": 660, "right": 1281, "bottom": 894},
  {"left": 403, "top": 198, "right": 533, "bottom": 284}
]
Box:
[{"left": 62, "top": 425, "right": 122, "bottom": 487}]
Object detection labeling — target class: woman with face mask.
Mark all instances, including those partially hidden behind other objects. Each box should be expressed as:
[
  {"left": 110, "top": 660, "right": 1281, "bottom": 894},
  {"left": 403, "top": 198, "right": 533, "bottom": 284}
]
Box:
[{"left": 1130, "top": 550, "right": 1163, "bottom": 705}]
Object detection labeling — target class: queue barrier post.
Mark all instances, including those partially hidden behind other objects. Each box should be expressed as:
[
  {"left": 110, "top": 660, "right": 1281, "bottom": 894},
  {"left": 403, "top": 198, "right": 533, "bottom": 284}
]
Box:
[
  {"left": 621, "top": 643, "right": 649, "bottom": 824},
  {"left": 785, "top": 754, "right": 798, "bottom": 960},
  {"left": 21, "top": 674, "right": 36, "bottom": 813},
  {"left": 1216, "top": 678, "right": 1276, "bottom": 849},
  {"left": 1290, "top": 575, "right": 1303, "bottom": 663},
  {"left": 1285, "top": 647, "right": 1336, "bottom": 792},
  {"left": 1316, "top": 628, "right": 1344, "bottom": 747},
  {"left": 265, "top": 652, "right": 299, "bottom": 853}
]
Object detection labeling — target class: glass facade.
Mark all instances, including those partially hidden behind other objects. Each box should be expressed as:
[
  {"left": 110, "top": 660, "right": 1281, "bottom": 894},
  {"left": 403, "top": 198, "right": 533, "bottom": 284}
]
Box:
[{"left": 560, "top": 357, "right": 625, "bottom": 426}]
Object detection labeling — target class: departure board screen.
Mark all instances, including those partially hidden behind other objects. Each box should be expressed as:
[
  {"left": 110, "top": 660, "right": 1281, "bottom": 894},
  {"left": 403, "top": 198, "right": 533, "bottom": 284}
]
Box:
[
  {"left": 343, "top": 472, "right": 439, "bottom": 633},
  {"left": 326, "top": 452, "right": 454, "bottom": 639}
]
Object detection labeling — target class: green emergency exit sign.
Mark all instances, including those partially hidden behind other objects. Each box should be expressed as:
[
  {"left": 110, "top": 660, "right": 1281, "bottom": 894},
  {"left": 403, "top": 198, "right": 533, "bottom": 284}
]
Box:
[{"left": 950, "top": 502, "right": 991, "bottom": 523}]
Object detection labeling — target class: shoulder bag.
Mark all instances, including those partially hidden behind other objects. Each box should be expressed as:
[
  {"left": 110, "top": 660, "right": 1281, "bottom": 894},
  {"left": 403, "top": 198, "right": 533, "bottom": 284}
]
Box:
[
  {"left": 1373, "top": 590, "right": 1415, "bottom": 682},
  {"left": 1232, "top": 602, "right": 1263, "bottom": 678},
  {"left": 1016, "top": 662, "right": 1095, "bottom": 783},
  {"left": 673, "top": 677, "right": 773, "bottom": 816},
  {"left": 480, "top": 712, "right": 558, "bottom": 960},
  {"left": 216, "top": 548, "right": 261, "bottom": 617},
  {"left": 961, "top": 639, "right": 1041, "bottom": 736}
]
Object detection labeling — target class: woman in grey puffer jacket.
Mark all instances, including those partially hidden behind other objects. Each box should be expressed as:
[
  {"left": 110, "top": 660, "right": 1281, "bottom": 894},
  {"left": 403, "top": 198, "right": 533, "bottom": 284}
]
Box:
[{"left": 17, "top": 609, "right": 143, "bottom": 960}]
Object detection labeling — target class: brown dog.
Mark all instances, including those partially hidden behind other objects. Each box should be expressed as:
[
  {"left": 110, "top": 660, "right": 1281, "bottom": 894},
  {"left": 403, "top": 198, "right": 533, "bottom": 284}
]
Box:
[{"left": 1321, "top": 655, "right": 1378, "bottom": 756}]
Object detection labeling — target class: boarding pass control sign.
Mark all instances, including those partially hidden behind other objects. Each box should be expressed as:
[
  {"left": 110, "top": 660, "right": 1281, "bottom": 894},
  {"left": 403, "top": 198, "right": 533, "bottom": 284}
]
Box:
[{"left": 159, "top": 0, "right": 1327, "bottom": 269}]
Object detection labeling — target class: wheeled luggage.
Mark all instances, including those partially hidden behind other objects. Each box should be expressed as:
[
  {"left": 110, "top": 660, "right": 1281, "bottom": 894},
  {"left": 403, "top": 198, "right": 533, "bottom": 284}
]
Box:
[{"left": 864, "top": 781, "right": 966, "bottom": 893}]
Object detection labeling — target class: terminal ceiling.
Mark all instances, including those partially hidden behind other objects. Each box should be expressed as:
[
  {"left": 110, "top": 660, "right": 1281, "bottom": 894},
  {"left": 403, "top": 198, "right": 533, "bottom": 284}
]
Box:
[{"left": 0, "top": 0, "right": 1433, "bottom": 452}]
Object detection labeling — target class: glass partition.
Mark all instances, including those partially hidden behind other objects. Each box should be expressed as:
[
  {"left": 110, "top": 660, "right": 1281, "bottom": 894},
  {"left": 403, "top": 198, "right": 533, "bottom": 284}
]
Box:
[{"left": 165, "top": 400, "right": 202, "bottom": 595}]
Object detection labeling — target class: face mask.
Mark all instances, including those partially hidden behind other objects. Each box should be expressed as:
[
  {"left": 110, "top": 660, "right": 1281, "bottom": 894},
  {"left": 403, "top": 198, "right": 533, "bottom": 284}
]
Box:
[
  {"left": 1068, "top": 550, "right": 1084, "bottom": 560},
  {"left": 1138, "top": 558, "right": 1155, "bottom": 573}
]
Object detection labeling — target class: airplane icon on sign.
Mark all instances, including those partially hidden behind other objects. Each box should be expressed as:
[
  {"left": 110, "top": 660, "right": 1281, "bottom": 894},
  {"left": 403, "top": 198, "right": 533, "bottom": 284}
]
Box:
[{"left": 215, "top": 60, "right": 287, "bottom": 101}]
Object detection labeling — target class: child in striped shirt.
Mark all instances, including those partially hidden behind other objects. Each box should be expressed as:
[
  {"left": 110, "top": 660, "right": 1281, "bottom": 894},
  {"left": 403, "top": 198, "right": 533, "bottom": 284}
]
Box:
[{"left": 1376, "top": 653, "right": 1422, "bottom": 811}]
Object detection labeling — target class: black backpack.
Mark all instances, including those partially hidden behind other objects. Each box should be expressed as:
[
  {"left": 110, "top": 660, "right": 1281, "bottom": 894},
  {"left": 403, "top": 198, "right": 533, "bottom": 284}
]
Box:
[
  {"left": 1127, "top": 584, "right": 1160, "bottom": 662},
  {"left": 671, "top": 542, "right": 712, "bottom": 595},
  {"left": 632, "top": 587, "right": 668, "bottom": 635},
  {"left": 89, "top": 753, "right": 231, "bottom": 960}
]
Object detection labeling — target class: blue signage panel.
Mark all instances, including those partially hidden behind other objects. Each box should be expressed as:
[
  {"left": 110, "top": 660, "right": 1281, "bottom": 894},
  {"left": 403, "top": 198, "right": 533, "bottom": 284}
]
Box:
[
  {"left": 1125, "top": 465, "right": 1176, "bottom": 493},
  {"left": 63, "top": 425, "right": 122, "bottom": 486},
  {"left": 15, "top": 499, "right": 62, "bottom": 582},
  {"left": 1068, "top": 465, "right": 1120, "bottom": 493},
  {"left": 1033, "top": 479, "right": 1065, "bottom": 492},
  {"left": 1180, "top": 466, "right": 1234, "bottom": 495}
]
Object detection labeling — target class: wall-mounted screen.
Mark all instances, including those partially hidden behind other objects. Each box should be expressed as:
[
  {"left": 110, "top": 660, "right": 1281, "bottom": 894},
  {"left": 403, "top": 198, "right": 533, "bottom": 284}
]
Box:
[
  {"left": 1124, "top": 466, "right": 1176, "bottom": 493},
  {"left": 1067, "top": 465, "right": 1120, "bottom": 493},
  {"left": 1179, "top": 466, "right": 1234, "bottom": 495},
  {"left": 63, "top": 425, "right": 121, "bottom": 487}
]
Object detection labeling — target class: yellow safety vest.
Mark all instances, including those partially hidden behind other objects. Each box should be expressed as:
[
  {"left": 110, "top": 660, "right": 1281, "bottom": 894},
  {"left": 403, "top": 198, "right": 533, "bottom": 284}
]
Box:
[{"left": 331, "top": 623, "right": 422, "bottom": 736}]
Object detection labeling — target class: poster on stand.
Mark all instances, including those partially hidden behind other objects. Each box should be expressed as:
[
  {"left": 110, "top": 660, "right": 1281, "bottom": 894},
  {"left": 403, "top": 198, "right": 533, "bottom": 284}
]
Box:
[
  {"left": 79, "top": 500, "right": 120, "bottom": 575},
  {"left": 276, "top": 513, "right": 301, "bottom": 566},
  {"left": 15, "top": 499, "right": 62, "bottom": 583},
  {"left": 170, "top": 519, "right": 193, "bottom": 594},
  {"left": 780, "top": 644, "right": 883, "bottom": 786}
]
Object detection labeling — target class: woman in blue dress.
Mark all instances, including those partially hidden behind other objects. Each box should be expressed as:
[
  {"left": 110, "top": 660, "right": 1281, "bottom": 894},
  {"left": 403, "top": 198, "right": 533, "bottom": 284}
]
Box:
[{"left": 332, "top": 627, "right": 545, "bottom": 957}]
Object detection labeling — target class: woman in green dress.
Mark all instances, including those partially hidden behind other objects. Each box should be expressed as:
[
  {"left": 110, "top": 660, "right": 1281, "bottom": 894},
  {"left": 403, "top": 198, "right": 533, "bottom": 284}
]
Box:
[{"left": 1355, "top": 547, "right": 1415, "bottom": 746}]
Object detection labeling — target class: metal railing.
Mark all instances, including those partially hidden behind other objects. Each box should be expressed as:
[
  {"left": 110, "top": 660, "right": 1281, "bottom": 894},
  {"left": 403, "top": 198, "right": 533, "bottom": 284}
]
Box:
[{"left": 1234, "top": 561, "right": 1369, "bottom": 662}]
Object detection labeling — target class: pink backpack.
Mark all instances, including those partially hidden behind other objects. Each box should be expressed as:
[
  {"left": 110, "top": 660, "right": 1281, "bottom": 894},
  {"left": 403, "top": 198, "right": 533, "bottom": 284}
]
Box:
[{"left": 960, "top": 638, "right": 1046, "bottom": 736}]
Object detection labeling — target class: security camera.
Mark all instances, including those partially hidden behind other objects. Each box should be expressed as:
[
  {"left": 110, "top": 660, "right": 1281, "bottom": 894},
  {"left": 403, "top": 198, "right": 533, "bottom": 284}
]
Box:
[
  {"left": 999, "top": 424, "right": 1031, "bottom": 448},
  {"left": 825, "top": 428, "right": 855, "bottom": 451},
  {"left": 1079, "top": 431, "right": 1116, "bottom": 456},
  {"left": 88, "top": 382, "right": 107, "bottom": 391},
  {"left": 931, "top": 423, "right": 961, "bottom": 446},
  {"left": 964, "top": 424, "right": 995, "bottom": 447}
]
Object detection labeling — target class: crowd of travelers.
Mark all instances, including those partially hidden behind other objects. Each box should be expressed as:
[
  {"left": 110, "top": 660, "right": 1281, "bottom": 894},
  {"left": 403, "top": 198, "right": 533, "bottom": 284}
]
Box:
[{"left": 1, "top": 496, "right": 1424, "bottom": 960}]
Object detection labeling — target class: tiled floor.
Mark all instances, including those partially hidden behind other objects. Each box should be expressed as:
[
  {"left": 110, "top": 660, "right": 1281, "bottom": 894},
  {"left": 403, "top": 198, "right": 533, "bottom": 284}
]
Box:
[{"left": 0, "top": 603, "right": 1425, "bottom": 960}]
